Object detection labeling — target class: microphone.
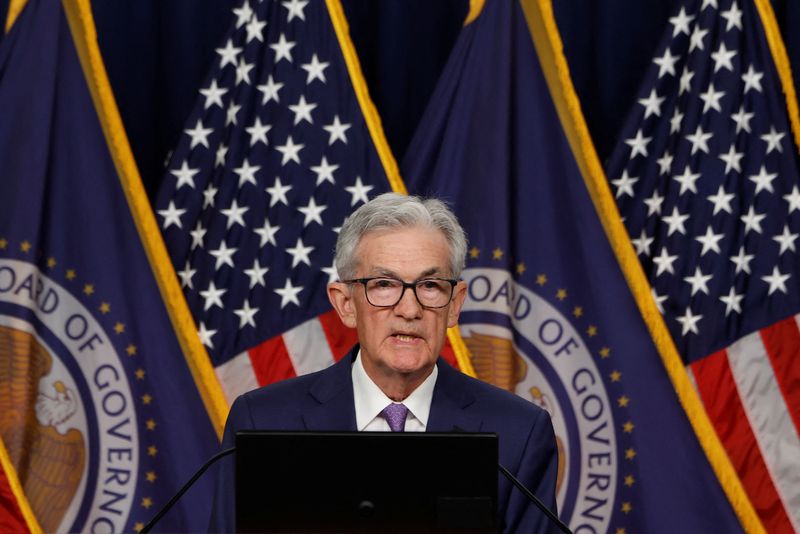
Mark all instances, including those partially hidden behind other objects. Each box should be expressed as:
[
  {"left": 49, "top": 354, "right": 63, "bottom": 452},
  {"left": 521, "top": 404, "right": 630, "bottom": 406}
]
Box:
[
  {"left": 452, "top": 426, "right": 571, "bottom": 534},
  {"left": 140, "top": 447, "right": 235, "bottom": 534}
]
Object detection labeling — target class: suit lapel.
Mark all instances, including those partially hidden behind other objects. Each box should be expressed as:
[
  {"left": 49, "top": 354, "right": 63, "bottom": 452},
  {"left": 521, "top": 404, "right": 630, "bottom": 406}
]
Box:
[
  {"left": 427, "top": 359, "right": 483, "bottom": 433},
  {"left": 302, "top": 348, "right": 358, "bottom": 431}
]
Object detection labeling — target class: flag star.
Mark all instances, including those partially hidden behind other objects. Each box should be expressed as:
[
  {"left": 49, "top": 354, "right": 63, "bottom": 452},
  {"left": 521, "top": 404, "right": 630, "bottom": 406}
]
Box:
[
  {"left": 310, "top": 156, "right": 338, "bottom": 185},
  {"left": 695, "top": 226, "right": 725, "bottom": 256},
  {"left": 783, "top": 185, "right": 800, "bottom": 213},
  {"left": 653, "top": 48, "right": 679, "bottom": 78},
  {"left": 286, "top": 238, "right": 314, "bottom": 268},
  {"left": 676, "top": 307, "right": 702, "bottom": 336},
  {"left": 257, "top": 75, "right": 284, "bottom": 105},
  {"left": 203, "top": 184, "right": 218, "bottom": 208},
  {"left": 763, "top": 266, "right": 791, "bottom": 294},
  {"left": 234, "top": 300, "right": 259, "bottom": 329},
  {"left": 235, "top": 57, "right": 254, "bottom": 85},
  {"left": 644, "top": 190, "right": 665, "bottom": 216},
  {"left": 232, "top": 0, "right": 253, "bottom": 28},
  {"left": 266, "top": 177, "right": 292, "bottom": 207},
  {"left": 323, "top": 115, "right": 351, "bottom": 145},
  {"left": 226, "top": 103, "right": 242, "bottom": 126},
  {"left": 718, "top": 144, "right": 743, "bottom": 174},
  {"left": 234, "top": 159, "right": 261, "bottom": 187},
  {"left": 197, "top": 322, "right": 217, "bottom": 349},
  {"left": 170, "top": 161, "right": 199, "bottom": 189},
  {"left": 288, "top": 95, "right": 317, "bottom": 125},
  {"left": 244, "top": 259, "right": 269, "bottom": 289},
  {"left": 209, "top": 241, "right": 238, "bottom": 269},
  {"left": 345, "top": 176, "right": 374, "bottom": 206},
  {"left": 730, "top": 246, "right": 755, "bottom": 275},
  {"left": 651, "top": 287, "right": 668, "bottom": 313},
  {"left": 707, "top": 185, "right": 734, "bottom": 215},
  {"left": 719, "top": 287, "right": 744, "bottom": 316},
  {"left": 215, "top": 143, "right": 228, "bottom": 167},
  {"left": 245, "top": 118, "right": 271, "bottom": 147},
  {"left": 632, "top": 229, "right": 654, "bottom": 256},
  {"left": 748, "top": 165, "right": 777, "bottom": 195},
  {"left": 684, "top": 266, "right": 713, "bottom": 295},
  {"left": 672, "top": 165, "right": 701, "bottom": 195},
  {"left": 689, "top": 26, "right": 708, "bottom": 52},
  {"left": 245, "top": 16, "right": 266, "bottom": 43},
  {"left": 178, "top": 262, "right": 196, "bottom": 289},
  {"left": 773, "top": 224, "right": 799, "bottom": 255},
  {"left": 190, "top": 222, "right": 207, "bottom": 249},
  {"left": 275, "top": 136, "right": 304, "bottom": 165},
  {"left": 215, "top": 39, "right": 241, "bottom": 68},
  {"left": 157, "top": 201, "right": 186, "bottom": 229},
  {"left": 220, "top": 199, "right": 249, "bottom": 229},
  {"left": 611, "top": 170, "right": 638, "bottom": 199},
  {"left": 624, "top": 129, "right": 651, "bottom": 158},
  {"left": 275, "top": 278, "right": 303, "bottom": 308},
  {"left": 254, "top": 218, "right": 280, "bottom": 247},
  {"left": 184, "top": 119, "right": 212, "bottom": 149},
  {"left": 199, "top": 79, "right": 227, "bottom": 109},
  {"left": 638, "top": 89, "right": 665, "bottom": 118},
  {"left": 730, "top": 105, "right": 754, "bottom": 134},
  {"left": 740, "top": 206, "right": 766, "bottom": 234},
  {"left": 760, "top": 126, "right": 785, "bottom": 154},
  {"left": 270, "top": 33, "right": 296, "bottom": 63},
  {"left": 741, "top": 65, "right": 764, "bottom": 94},
  {"left": 721, "top": 2, "right": 743, "bottom": 31},
  {"left": 200, "top": 282, "right": 226, "bottom": 311},
  {"left": 662, "top": 206, "right": 689, "bottom": 236},
  {"left": 699, "top": 82, "right": 725, "bottom": 113},
  {"left": 282, "top": 0, "right": 309, "bottom": 22},
  {"left": 686, "top": 125, "right": 712, "bottom": 155},
  {"left": 322, "top": 263, "right": 338, "bottom": 284},
  {"left": 656, "top": 151, "right": 673, "bottom": 175},
  {"left": 711, "top": 42, "right": 737, "bottom": 72},
  {"left": 652, "top": 246, "right": 678, "bottom": 276},
  {"left": 701, "top": 0, "right": 718, "bottom": 10},
  {"left": 297, "top": 197, "right": 327, "bottom": 226},
  {"left": 679, "top": 66, "right": 694, "bottom": 94},
  {"left": 668, "top": 110, "right": 685, "bottom": 138},
  {"left": 669, "top": 7, "right": 694, "bottom": 37},
  {"left": 301, "top": 54, "right": 329, "bottom": 84}
]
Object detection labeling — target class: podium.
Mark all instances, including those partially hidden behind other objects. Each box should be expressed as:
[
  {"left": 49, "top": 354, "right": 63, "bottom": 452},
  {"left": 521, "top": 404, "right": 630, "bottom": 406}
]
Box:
[{"left": 235, "top": 431, "right": 499, "bottom": 533}]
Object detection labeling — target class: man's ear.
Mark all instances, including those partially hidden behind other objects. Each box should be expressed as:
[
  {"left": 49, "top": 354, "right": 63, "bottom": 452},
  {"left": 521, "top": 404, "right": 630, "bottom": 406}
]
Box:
[
  {"left": 446, "top": 280, "right": 468, "bottom": 328},
  {"left": 328, "top": 282, "right": 357, "bottom": 328}
]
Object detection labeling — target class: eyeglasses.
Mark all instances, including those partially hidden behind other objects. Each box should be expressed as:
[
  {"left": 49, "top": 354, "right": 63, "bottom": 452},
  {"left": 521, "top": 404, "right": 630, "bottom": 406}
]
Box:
[{"left": 343, "top": 277, "right": 458, "bottom": 308}]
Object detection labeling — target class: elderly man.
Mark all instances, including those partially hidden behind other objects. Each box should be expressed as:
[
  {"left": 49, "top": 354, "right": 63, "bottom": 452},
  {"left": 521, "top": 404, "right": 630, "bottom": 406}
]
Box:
[{"left": 209, "top": 193, "right": 558, "bottom": 532}]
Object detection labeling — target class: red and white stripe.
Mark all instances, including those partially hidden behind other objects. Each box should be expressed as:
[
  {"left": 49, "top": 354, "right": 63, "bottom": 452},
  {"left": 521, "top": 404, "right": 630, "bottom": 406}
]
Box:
[{"left": 690, "top": 315, "right": 800, "bottom": 534}]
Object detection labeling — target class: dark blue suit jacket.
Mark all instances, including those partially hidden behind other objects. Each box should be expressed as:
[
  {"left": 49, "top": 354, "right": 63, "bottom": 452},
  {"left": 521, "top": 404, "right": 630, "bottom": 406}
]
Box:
[{"left": 208, "top": 347, "right": 559, "bottom": 532}]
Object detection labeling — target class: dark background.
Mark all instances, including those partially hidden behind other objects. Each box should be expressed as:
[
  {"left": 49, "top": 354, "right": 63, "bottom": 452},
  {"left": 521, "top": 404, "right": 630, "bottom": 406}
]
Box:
[{"left": 1, "top": 0, "right": 798, "bottom": 198}]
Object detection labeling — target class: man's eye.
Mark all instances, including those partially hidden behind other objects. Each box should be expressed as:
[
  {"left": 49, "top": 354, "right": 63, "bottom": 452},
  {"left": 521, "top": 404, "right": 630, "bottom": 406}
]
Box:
[
  {"left": 373, "top": 279, "right": 397, "bottom": 288},
  {"left": 418, "top": 280, "right": 440, "bottom": 290}
]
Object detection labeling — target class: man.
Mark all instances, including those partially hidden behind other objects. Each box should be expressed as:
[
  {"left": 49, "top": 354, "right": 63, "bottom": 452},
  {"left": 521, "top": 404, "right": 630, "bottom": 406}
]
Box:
[{"left": 209, "top": 193, "right": 559, "bottom": 532}]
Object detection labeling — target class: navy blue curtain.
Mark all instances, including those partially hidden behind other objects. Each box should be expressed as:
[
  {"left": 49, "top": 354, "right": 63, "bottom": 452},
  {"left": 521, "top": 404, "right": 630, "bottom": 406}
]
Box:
[{"left": 1, "top": 0, "right": 798, "bottom": 197}]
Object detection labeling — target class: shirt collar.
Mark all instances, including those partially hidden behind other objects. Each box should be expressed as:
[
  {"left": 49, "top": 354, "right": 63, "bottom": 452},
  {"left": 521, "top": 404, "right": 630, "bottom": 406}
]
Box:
[{"left": 351, "top": 349, "right": 438, "bottom": 431}]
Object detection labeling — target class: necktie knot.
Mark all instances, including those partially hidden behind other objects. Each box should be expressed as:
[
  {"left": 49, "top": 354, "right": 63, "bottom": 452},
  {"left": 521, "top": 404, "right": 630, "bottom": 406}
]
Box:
[{"left": 381, "top": 403, "right": 409, "bottom": 432}]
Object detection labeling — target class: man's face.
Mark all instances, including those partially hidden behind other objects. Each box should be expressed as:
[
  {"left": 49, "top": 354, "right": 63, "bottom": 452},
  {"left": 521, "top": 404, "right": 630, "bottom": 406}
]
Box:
[{"left": 329, "top": 225, "right": 467, "bottom": 382}]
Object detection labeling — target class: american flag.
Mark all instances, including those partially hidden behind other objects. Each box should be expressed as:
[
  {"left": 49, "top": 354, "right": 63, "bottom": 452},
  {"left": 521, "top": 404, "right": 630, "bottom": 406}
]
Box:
[
  {"left": 606, "top": 1, "right": 800, "bottom": 531},
  {"left": 154, "top": 0, "right": 395, "bottom": 404}
]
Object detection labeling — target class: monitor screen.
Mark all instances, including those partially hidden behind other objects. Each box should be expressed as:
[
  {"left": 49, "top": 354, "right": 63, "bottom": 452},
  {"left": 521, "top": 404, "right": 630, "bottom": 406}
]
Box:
[{"left": 235, "top": 431, "right": 498, "bottom": 533}]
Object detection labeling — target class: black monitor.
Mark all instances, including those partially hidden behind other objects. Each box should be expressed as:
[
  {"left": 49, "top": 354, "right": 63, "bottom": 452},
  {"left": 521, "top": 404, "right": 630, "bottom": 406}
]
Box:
[{"left": 235, "top": 431, "right": 499, "bottom": 533}]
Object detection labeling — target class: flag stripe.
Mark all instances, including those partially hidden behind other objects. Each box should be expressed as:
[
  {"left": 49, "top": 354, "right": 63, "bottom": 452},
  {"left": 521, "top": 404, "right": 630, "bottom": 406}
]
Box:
[
  {"left": 317, "top": 309, "right": 359, "bottom": 362},
  {"left": 248, "top": 336, "right": 296, "bottom": 386},
  {"left": 763, "top": 316, "right": 800, "bottom": 434},
  {"left": 691, "top": 350, "right": 794, "bottom": 534},
  {"left": 215, "top": 351, "right": 260, "bottom": 405},
  {"left": 282, "top": 317, "right": 336, "bottom": 375},
  {"left": 728, "top": 331, "right": 800, "bottom": 532}
]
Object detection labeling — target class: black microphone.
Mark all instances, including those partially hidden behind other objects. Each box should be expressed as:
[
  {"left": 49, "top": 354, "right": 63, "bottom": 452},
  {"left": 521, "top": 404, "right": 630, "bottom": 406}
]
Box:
[
  {"left": 140, "top": 447, "right": 235, "bottom": 534},
  {"left": 452, "top": 426, "right": 571, "bottom": 534}
]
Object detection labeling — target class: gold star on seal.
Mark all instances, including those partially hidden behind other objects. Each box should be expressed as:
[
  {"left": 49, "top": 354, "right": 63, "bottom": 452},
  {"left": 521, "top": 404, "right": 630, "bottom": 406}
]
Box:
[
  {"left": 20, "top": 241, "right": 32, "bottom": 253},
  {"left": 135, "top": 368, "right": 145, "bottom": 380},
  {"left": 536, "top": 274, "right": 547, "bottom": 286},
  {"left": 146, "top": 419, "right": 157, "bottom": 431},
  {"left": 610, "top": 370, "right": 621, "bottom": 382},
  {"left": 147, "top": 445, "right": 158, "bottom": 457},
  {"left": 599, "top": 346, "right": 610, "bottom": 358},
  {"left": 623, "top": 421, "right": 635, "bottom": 433},
  {"left": 141, "top": 497, "right": 153, "bottom": 509},
  {"left": 616, "top": 529, "right": 626, "bottom": 534},
  {"left": 0, "top": 238, "right": 7, "bottom": 249},
  {"left": 146, "top": 471, "right": 157, "bottom": 483},
  {"left": 142, "top": 393, "right": 152, "bottom": 405},
  {"left": 618, "top": 395, "right": 630, "bottom": 407},
  {"left": 114, "top": 322, "right": 125, "bottom": 334},
  {"left": 492, "top": 247, "right": 504, "bottom": 260},
  {"left": 624, "top": 474, "right": 635, "bottom": 487},
  {"left": 469, "top": 246, "right": 479, "bottom": 259},
  {"left": 572, "top": 306, "right": 583, "bottom": 318},
  {"left": 127, "top": 344, "right": 137, "bottom": 356},
  {"left": 625, "top": 447, "right": 636, "bottom": 460},
  {"left": 66, "top": 269, "right": 76, "bottom": 280},
  {"left": 83, "top": 284, "right": 94, "bottom": 295},
  {"left": 99, "top": 302, "right": 110, "bottom": 314},
  {"left": 621, "top": 502, "right": 632, "bottom": 514},
  {"left": 47, "top": 257, "right": 57, "bottom": 268},
  {"left": 134, "top": 522, "right": 144, "bottom": 533},
  {"left": 556, "top": 289, "right": 567, "bottom": 300},
  {"left": 587, "top": 325, "right": 597, "bottom": 337},
  {"left": 516, "top": 262, "right": 526, "bottom": 275}
]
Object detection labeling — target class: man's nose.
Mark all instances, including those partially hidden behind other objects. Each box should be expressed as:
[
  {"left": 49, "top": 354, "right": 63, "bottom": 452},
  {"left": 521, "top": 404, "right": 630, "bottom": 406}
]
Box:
[{"left": 394, "top": 285, "right": 423, "bottom": 319}]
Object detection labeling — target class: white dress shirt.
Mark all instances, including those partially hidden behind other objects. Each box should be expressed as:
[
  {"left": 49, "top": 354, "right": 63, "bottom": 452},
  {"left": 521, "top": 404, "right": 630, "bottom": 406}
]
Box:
[{"left": 351, "top": 350, "right": 438, "bottom": 432}]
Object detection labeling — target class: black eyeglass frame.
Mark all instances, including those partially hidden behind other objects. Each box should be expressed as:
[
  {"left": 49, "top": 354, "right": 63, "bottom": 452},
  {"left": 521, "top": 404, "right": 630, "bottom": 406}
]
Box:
[{"left": 342, "top": 277, "right": 459, "bottom": 309}]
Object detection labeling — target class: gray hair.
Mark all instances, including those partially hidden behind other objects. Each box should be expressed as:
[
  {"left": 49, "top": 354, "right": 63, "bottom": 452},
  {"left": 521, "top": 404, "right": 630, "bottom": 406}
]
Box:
[{"left": 334, "top": 193, "right": 467, "bottom": 280}]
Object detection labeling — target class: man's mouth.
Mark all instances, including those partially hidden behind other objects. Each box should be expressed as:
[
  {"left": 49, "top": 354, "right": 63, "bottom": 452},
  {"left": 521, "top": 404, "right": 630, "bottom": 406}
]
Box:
[{"left": 392, "top": 332, "right": 421, "bottom": 342}]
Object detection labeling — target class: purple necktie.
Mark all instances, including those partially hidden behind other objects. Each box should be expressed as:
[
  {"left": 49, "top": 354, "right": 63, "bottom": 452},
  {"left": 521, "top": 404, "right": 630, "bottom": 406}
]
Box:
[{"left": 381, "top": 403, "right": 409, "bottom": 432}]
